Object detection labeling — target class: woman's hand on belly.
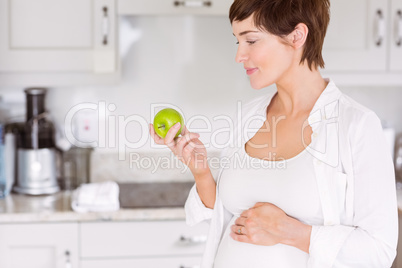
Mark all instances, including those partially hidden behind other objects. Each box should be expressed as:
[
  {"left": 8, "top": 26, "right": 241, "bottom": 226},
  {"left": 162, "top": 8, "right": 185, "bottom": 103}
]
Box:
[{"left": 230, "top": 202, "right": 312, "bottom": 253}]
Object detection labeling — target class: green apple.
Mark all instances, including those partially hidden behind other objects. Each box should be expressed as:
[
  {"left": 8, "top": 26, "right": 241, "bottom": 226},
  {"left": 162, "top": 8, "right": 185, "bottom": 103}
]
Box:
[{"left": 153, "top": 108, "right": 184, "bottom": 138}]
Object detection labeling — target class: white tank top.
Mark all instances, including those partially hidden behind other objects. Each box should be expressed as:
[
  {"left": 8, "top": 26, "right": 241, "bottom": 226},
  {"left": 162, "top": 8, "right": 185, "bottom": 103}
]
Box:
[{"left": 214, "top": 145, "right": 323, "bottom": 268}]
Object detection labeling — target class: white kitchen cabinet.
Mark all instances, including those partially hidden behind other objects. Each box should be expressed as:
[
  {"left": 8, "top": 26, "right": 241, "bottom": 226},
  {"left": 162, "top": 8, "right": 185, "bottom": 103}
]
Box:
[
  {"left": 118, "top": 0, "right": 233, "bottom": 15},
  {"left": 81, "top": 256, "right": 203, "bottom": 268},
  {"left": 390, "top": 0, "right": 402, "bottom": 71},
  {"left": 0, "top": 223, "right": 79, "bottom": 268},
  {"left": 80, "top": 220, "right": 208, "bottom": 267},
  {"left": 322, "top": 0, "right": 388, "bottom": 72},
  {"left": 0, "top": 0, "right": 118, "bottom": 86}
]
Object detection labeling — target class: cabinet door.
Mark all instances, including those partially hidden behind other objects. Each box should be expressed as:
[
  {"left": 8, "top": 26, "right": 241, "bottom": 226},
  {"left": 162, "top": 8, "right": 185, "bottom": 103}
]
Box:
[
  {"left": 80, "top": 220, "right": 209, "bottom": 258},
  {"left": 0, "top": 223, "right": 79, "bottom": 268},
  {"left": 0, "top": 0, "right": 116, "bottom": 73},
  {"left": 322, "top": 0, "right": 388, "bottom": 72},
  {"left": 118, "top": 0, "right": 233, "bottom": 15},
  {"left": 81, "top": 256, "right": 202, "bottom": 268},
  {"left": 390, "top": 0, "right": 402, "bottom": 71}
]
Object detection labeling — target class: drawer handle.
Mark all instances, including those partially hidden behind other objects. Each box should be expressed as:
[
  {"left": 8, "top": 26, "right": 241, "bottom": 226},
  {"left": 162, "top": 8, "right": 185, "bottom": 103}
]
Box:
[
  {"left": 396, "top": 10, "right": 402, "bottom": 46},
  {"left": 173, "top": 1, "right": 212, "bottom": 7},
  {"left": 374, "top": 9, "right": 386, "bottom": 47},
  {"left": 102, "top": 6, "right": 109, "bottom": 45},
  {"left": 65, "top": 250, "right": 72, "bottom": 268},
  {"left": 179, "top": 266, "right": 200, "bottom": 268},
  {"left": 179, "top": 235, "right": 207, "bottom": 245}
]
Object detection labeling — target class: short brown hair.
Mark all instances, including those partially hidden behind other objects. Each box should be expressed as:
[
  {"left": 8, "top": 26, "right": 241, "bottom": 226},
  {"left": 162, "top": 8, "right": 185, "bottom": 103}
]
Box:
[{"left": 229, "top": 0, "right": 330, "bottom": 71}]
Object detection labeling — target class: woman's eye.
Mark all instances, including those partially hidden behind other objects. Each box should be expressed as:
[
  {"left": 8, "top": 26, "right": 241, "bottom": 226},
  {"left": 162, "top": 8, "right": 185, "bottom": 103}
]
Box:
[{"left": 235, "top": 40, "right": 257, "bottom": 45}]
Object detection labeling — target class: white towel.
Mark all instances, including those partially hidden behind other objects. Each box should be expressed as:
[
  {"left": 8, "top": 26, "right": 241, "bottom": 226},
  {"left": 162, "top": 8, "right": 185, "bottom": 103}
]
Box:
[{"left": 71, "top": 181, "right": 120, "bottom": 213}]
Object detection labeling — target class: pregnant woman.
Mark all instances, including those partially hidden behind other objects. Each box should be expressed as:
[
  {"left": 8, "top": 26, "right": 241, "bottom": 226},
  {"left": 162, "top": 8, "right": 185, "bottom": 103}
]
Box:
[{"left": 150, "top": 0, "right": 398, "bottom": 267}]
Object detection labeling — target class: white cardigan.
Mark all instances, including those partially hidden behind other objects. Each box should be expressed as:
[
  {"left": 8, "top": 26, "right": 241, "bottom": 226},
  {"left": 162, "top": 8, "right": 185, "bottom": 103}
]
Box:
[{"left": 184, "top": 79, "right": 398, "bottom": 268}]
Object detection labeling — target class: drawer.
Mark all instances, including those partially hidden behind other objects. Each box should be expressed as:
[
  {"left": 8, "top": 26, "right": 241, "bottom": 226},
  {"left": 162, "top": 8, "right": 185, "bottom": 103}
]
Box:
[
  {"left": 80, "top": 220, "right": 208, "bottom": 258},
  {"left": 81, "top": 256, "right": 202, "bottom": 268}
]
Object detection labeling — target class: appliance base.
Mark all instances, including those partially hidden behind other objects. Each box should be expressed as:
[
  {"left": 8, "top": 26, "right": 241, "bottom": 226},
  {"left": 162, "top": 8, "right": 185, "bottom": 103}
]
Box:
[{"left": 13, "top": 185, "right": 60, "bottom": 195}]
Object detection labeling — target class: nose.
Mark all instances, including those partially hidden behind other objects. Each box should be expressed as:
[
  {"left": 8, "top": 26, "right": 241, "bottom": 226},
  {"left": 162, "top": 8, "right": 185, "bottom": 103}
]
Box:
[{"left": 235, "top": 45, "right": 247, "bottom": 63}]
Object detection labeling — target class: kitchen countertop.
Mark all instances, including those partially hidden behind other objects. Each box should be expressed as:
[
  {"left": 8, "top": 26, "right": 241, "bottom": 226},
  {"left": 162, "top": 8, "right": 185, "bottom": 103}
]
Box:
[
  {"left": 1, "top": 186, "right": 402, "bottom": 224},
  {"left": 0, "top": 191, "right": 185, "bottom": 223}
]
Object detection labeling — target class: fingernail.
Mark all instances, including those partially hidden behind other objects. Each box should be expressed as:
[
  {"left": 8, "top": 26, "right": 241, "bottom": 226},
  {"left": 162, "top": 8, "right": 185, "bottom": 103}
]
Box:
[{"left": 174, "top": 122, "right": 181, "bottom": 128}]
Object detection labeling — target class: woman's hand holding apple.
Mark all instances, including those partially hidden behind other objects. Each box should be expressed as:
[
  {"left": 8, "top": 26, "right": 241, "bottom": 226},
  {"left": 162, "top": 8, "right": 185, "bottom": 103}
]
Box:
[
  {"left": 150, "top": 109, "right": 216, "bottom": 209},
  {"left": 149, "top": 122, "right": 211, "bottom": 178},
  {"left": 150, "top": 122, "right": 216, "bottom": 208}
]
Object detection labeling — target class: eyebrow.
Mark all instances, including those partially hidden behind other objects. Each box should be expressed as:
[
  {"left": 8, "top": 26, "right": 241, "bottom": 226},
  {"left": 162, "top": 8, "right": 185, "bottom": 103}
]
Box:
[{"left": 233, "top": 30, "right": 260, "bottom": 37}]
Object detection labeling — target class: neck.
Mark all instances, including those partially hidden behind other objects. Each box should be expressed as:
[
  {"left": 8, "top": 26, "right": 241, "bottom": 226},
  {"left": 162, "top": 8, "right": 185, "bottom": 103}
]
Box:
[{"left": 274, "top": 64, "right": 328, "bottom": 117}]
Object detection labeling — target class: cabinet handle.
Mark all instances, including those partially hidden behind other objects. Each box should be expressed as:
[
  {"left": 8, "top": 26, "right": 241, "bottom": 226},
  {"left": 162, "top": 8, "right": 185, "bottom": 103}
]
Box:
[
  {"left": 102, "top": 6, "right": 109, "bottom": 45},
  {"left": 396, "top": 146, "right": 402, "bottom": 171},
  {"left": 374, "top": 9, "right": 386, "bottom": 47},
  {"left": 179, "top": 266, "right": 200, "bottom": 268},
  {"left": 179, "top": 235, "right": 207, "bottom": 245},
  {"left": 396, "top": 10, "right": 402, "bottom": 46},
  {"left": 173, "top": 1, "right": 212, "bottom": 7},
  {"left": 65, "top": 250, "right": 72, "bottom": 268}
]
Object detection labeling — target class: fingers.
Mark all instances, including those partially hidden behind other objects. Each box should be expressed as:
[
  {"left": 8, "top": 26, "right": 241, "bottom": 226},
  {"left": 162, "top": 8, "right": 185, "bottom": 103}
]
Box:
[
  {"left": 181, "top": 124, "right": 190, "bottom": 136},
  {"left": 149, "top": 122, "right": 202, "bottom": 160},
  {"left": 253, "top": 202, "right": 268, "bottom": 208},
  {"left": 149, "top": 123, "right": 164, "bottom": 145},
  {"left": 230, "top": 231, "right": 250, "bottom": 243},
  {"left": 234, "top": 216, "right": 247, "bottom": 227},
  {"left": 241, "top": 209, "right": 251, "bottom": 218},
  {"left": 230, "top": 224, "right": 253, "bottom": 244},
  {"left": 176, "top": 132, "right": 200, "bottom": 153},
  {"left": 231, "top": 224, "right": 247, "bottom": 236},
  {"left": 164, "top": 122, "right": 182, "bottom": 146}
]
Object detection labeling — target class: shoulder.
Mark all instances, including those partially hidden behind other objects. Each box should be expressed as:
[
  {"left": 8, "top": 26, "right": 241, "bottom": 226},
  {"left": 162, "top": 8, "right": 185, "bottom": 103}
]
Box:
[
  {"left": 338, "top": 92, "right": 382, "bottom": 140},
  {"left": 321, "top": 79, "right": 379, "bottom": 125},
  {"left": 339, "top": 93, "right": 376, "bottom": 119},
  {"left": 339, "top": 93, "right": 380, "bottom": 122}
]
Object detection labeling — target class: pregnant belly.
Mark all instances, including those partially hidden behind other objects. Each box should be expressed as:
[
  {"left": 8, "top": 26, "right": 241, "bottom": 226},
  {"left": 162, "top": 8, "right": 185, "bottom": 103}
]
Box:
[{"left": 214, "top": 217, "right": 309, "bottom": 268}]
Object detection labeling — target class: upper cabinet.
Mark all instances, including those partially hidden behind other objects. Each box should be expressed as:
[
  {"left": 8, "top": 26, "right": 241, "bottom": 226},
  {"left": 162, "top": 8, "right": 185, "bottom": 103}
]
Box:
[
  {"left": 390, "top": 0, "right": 402, "bottom": 71},
  {"left": 321, "top": 0, "right": 402, "bottom": 84},
  {"left": 323, "top": 0, "right": 388, "bottom": 72},
  {"left": 0, "top": 0, "right": 118, "bottom": 86},
  {"left": 0, "top": 0, "right": 400, "bottom": 86},
  {"left": 118, "top": 0, "right": 233, "bottom": 15}
]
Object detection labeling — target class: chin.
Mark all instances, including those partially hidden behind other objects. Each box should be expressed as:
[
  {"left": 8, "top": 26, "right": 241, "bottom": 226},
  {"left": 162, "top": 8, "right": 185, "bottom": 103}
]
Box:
[
  {"left": 250, "top": 84, "right": 264, "bottom": 90},
  {"left": 250, "top": 79, "right": 274, "bottom": 90}
]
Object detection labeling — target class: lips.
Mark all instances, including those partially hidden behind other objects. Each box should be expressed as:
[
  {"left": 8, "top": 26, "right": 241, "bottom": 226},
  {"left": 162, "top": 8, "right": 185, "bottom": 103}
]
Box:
[{"left": 245, "top": 68, "right": 258, "bottom": 75}]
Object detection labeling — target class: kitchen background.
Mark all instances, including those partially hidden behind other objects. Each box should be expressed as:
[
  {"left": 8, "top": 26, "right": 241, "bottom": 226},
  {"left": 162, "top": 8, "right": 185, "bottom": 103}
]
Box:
[
  {"left": 1, "top": 15, "right": 402, "bottom": 181},
  {"left": 1, "top": 0, "right": 402, "bottom": 267}
]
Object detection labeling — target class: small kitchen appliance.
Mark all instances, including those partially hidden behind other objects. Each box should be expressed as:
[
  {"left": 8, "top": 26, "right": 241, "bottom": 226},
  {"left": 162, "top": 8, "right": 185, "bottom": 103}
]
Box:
[{"left": 13, "top": 88, "right": 60, "bottom": 195}]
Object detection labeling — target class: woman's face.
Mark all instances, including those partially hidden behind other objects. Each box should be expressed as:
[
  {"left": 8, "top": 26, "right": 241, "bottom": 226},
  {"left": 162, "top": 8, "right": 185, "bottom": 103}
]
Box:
[{"left": 232, "top": 16, "right": 295, "bottom": 89}]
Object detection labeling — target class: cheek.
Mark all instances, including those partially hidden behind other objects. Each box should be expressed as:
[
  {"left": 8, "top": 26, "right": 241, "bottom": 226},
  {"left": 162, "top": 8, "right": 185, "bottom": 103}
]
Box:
[
  {"left": 270, "top": 47, "right": 292, "bottom": 68},
  {"left": 255, "top": 43, "right": 290, "bottom": 70}
]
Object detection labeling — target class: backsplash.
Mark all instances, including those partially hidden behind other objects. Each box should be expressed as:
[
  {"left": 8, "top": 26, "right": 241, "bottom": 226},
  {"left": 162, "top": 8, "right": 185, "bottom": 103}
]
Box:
[{"left": 90, "top": 149, "right": 222, "bottom": 183}]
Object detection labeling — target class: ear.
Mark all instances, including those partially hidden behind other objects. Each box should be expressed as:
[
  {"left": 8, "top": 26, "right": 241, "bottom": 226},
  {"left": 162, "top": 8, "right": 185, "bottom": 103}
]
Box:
[{"left": 289, "top": 23, "right": 308, "bottom": 49}]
